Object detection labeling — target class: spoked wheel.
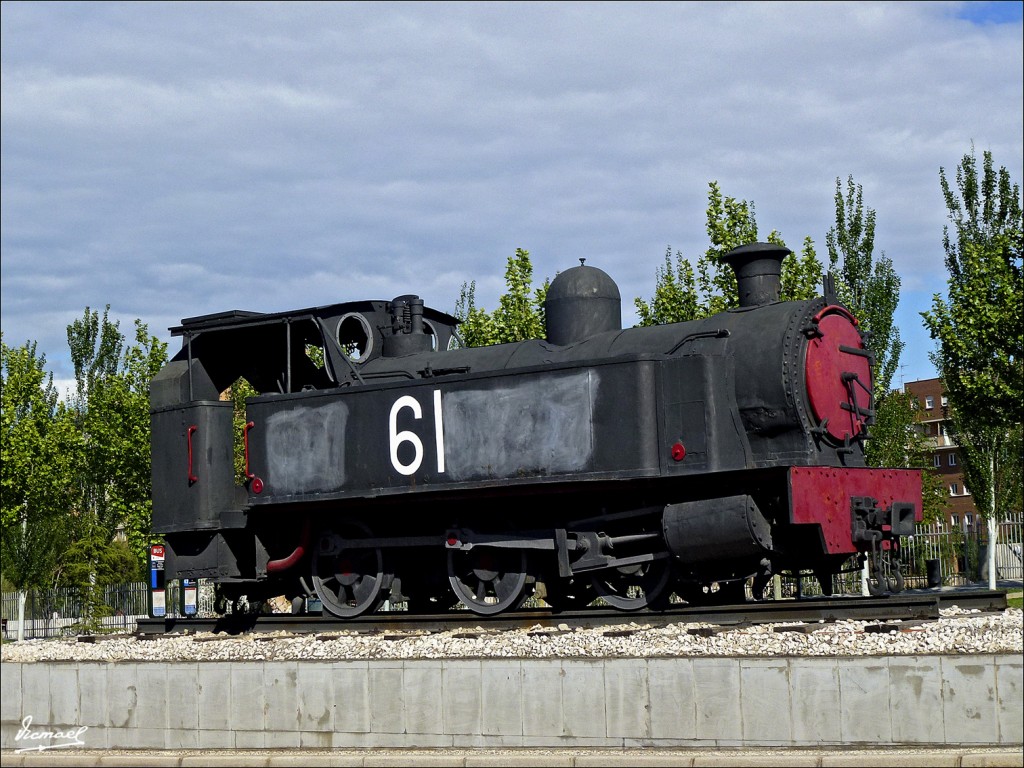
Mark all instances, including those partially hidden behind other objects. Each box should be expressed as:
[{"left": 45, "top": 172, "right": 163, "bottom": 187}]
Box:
[
  {"left": 447, "top": 547, "right": 530, "bottom": 616},
  {"left": 590, "top": 557, "right": 672, "bottom": 611},
  {"left": 541, "top": 577, "right": 595, "bottom": 612},
  {"left": 313, "top": 522, "right": 390, "bottom": 618}
]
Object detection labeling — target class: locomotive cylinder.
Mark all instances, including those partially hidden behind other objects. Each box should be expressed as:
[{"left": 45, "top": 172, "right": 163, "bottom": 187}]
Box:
[{"left": 662, "top": 495, "right": 774, "bottom": 565}]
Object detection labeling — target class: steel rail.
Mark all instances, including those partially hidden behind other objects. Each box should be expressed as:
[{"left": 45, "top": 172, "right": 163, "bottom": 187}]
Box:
[{"left": 134, "top": 589, "right": 1007, "bottom": 638}]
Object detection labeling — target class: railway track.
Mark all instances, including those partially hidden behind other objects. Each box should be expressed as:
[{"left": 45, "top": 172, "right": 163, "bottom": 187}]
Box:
[{"left": 134, "top": 588, "right": 1007, "bottom": 638}]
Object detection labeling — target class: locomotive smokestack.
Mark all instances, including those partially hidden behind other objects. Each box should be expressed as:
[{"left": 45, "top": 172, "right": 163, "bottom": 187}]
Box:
[{"left": 722, "top": 242, "right": 791, "bottom": 307}]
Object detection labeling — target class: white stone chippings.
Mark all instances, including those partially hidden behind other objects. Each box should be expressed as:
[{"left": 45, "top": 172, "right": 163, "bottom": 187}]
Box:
[{"left": 1, "top": 608, "right": 1021, "bottom": 663}]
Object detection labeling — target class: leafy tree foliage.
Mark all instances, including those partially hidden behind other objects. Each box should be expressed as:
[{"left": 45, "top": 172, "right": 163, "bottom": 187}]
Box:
[
  {"left": 821, "top": 175, "right": 913, "bottom": 476},
  {"left": 698, "top": 181, "right": 763, "bottom": 314},
  {"left": 634, "top": 247, "right": 700, "bottom": 326},
  {"left": 865, "top": 390, "right": 945, "bottom": 523},
  {"left": 825, "top": 176, "right": 904, "bottom": 396},
  {"left": 922, "top": 147, "right": 1022, "bottom": 588},
  {"left": 455, "top": 248, "right": 548, "bottom": 346},
  {"left": 636, "top": 182, "right": 822, "bottom": 325},
  {"left": 948, "top": 416, "right": 1023, "bottom": 528},
  {"left": 780, "top": 237, "right": 827, "bottom": 303},
  {"left": 2, "top": 308, "right": 167, "bottom": 597},
  {"left": 229, "top": 377, "right": 259, "bottom": 485},
  {"left": 922, "top": 148, "right": 1023, "bottom": 430},
  {"left": 66, "top": 308, "right": 168, "bottom": 555},
  {"left": 1, "top": 336, "right": 81, "bottom": 589}
]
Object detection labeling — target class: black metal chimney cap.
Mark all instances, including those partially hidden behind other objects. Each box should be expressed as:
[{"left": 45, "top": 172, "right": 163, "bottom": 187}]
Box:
[
  {"left": 722, "top": 242, "right": 792, "bottom": 307},
  {"left": 721, "top": 242, "right": 792, "bottom": 272}
]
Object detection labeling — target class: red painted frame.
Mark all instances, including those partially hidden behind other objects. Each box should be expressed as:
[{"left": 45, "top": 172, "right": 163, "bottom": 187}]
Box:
[{"left": 788, "top": 466, "right": 922, "bottom": 555}]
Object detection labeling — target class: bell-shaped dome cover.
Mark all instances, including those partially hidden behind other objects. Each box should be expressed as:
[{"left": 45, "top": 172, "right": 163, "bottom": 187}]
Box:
[{"left": 544, "top": 263, "right": 621, "bottom": 345}]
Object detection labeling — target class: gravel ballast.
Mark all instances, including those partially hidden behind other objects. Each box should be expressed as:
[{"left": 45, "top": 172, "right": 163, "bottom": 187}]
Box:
[{"left": 2, "top": 606, "right": 1020, "bottom": 663}]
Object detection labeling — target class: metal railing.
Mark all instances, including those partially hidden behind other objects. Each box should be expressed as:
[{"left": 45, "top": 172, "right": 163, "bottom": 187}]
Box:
[
  {"left": 778, "top": 514, "right": 1023, "bottom": 597},
  {"left": 1, "top": 581, "right": 218, "bottom": 640}
]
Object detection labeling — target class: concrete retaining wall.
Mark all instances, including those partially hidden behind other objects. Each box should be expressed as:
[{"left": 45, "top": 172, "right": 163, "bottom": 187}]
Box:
[{"left": 1, "top": 655, "right": 1021, "bottom": 751}]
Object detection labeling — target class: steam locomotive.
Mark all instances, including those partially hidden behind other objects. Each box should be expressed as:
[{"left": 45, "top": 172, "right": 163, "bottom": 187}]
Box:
[{"left": 150, "top": 243, "right": 921, "bottom": 617}]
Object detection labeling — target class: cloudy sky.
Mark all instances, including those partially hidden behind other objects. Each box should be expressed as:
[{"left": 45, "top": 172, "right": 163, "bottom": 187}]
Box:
[{"left": 2, "top": 1, "right": 1022, "bottom": 392}]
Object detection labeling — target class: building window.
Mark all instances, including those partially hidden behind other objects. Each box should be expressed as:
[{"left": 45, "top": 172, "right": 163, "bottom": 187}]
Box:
[
  {"left": 951, "top": 514, "right": 960, "bottom": 528},
  {"left": 933, "top": 454, "right": 941, "bottom": 468},
  {"left": 925, "top": 395, "right": 934, "bottom": 409},
  {"left": 949, "top": 453, "right": 957, "bottom": 467},
  {"left": 965, "top": 514, "right": 974, "bottom": 528},
  {"left": 941, "top": 395, "right": 948, "bottom": 407},
  {"left": 950, "top": 483, "right": 959, "bottom": 496}
]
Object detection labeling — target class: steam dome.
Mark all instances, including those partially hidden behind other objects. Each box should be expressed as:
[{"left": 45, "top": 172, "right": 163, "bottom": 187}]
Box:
[{"left": 544, "top": 262, "right": 621, "bottom": 346}]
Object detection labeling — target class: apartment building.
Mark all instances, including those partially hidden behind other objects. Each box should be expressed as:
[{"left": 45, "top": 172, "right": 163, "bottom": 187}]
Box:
[{"left": 903, "top": 377, "right": 979, "bottom": 529}]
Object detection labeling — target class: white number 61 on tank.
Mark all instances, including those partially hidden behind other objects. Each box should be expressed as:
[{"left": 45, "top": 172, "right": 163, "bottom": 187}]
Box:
[{"left": 388, "top": 390, "right": 445, "bottom": 476}]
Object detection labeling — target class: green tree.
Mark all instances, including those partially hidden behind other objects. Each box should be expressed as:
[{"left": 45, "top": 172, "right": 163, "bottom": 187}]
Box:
[
  {"left": 0, "top": 337, "right": 81, "bottom": 578},
  {"left": 634, "top": 247, "right": 700, "bottom": 326},
  {"left": 922, "top": 147, "right": 1023, "bottom": 589},
  {"left": 87, "top": 320, "right": 168, "bottom": 556},
  {"left": 2, "top": 337, "right": 74, "bottom": 530},
  {"left": 780, "top": 236, "right": 826, "bottom": 303},
  {"left": 923, "top": 149, "right": 1023, "bottom": 428},
  {"left": 698, "top": 181, "right": 762, "bottom": 313},
  {"left": 825, "top": 175, "right": 904, "bottom": 396},
  {"left": 823, "top": 175, "right": 915, "bottom": 481},
  {"left": 1, "top": 336, "right": 82, "bottom": 638},
  {"left": 65, "top": 308, "right": 168, "bottom": 580},
  {"left": 949, "top": 416, "right": 1023, "bottom": 531},
  {"left": 864, "top": 390, "right": 945, "bottom": 524},
  {"left": 636, "top": 182, "right": 822, "bottom": 325},
  {"left": 229, "top": 376, "right": 258, "bottom": 485},
  {"left": 455, "top": 248, "right": 548, "bottom": 347}
]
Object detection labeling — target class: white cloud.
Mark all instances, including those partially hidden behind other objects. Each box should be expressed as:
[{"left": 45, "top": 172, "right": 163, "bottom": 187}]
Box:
[{"left": 1, "top": 1, "right": 1021, "bottom": 386}]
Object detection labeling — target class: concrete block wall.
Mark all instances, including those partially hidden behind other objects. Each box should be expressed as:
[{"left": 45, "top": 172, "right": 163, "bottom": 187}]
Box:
[{"left": 1, "top": 655, "right": 1021, "bottom": 751}]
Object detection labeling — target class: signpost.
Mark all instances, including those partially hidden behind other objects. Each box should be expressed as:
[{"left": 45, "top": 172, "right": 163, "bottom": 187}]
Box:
[{"left": 148, "top": 545, "right": 166, "bottom": 618}]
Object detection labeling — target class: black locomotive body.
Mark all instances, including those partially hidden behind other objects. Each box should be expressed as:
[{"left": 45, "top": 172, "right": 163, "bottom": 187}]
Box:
[{"left": 150, "top": 243, "right": 921, "bottom": 616}]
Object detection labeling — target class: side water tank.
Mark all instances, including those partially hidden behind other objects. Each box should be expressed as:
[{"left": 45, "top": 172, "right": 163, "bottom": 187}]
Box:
[{"left": 544, "top": 261, "right": 621, "bottom": 346}]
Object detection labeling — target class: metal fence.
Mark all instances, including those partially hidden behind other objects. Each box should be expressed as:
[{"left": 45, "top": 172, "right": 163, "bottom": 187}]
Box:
[
  {"left": 779, "top": 514, "right": 1024, "bottom": 597},
  {"left": 3, "top": 517, "right": 1022, "bottom": 639},
  {"left": 0, "top": 581, "right": 218, "bottom": 640}
]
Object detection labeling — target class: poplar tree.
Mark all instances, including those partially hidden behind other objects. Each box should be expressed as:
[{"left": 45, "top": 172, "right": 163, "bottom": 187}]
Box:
[
  {"left": 455, "top": 248, "right": 548, "bottom": 347},
  {"left": 922, "top": 147, "right": 1023, "bottom": 589},
  {"left": 636, "top": 182, "right": 822, "bottom": 325},
  {"left": 825, "top": 175, "right": 904, "bottom": 396},
  {"left": 1, "top": 336, "right": 81, "bottom": 585},
  {"left": 65, "top": 307, "right": 167, "bottom": 583},
  {"left": 1, "top": 337, "right": 82, "bottom": 638}
]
